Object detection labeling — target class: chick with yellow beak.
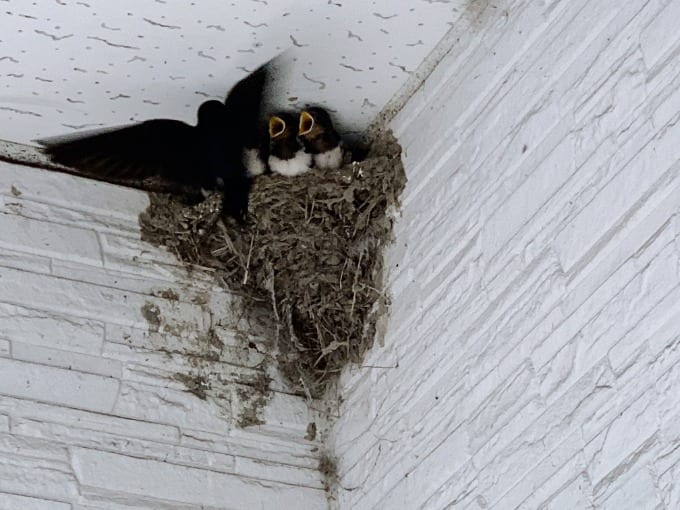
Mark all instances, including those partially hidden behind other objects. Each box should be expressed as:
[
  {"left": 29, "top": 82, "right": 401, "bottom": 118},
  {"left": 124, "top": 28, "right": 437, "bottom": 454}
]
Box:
[
  {"left": 267, "top": 113, "right": 312, "bottom": 176},
  {"left": 297, "top": 107, "right": 344, "bottom": 170}
]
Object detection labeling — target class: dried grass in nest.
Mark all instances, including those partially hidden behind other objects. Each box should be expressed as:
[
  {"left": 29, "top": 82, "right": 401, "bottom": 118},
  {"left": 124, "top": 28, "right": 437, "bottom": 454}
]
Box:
[{"left": 139, "top": 129, "right": 406, "bottom": 397}]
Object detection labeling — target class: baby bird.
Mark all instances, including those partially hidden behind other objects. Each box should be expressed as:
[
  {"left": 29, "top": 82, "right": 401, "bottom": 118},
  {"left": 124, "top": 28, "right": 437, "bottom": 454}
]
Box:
[
  {"left": 267, "top": 113, "right": 312, "bottom": 176},
  {"left": 298, "top": 107, "right": 344, "bottom": 170},
  {"left": 298, "top": 106, "right": 371, "bottom": 170}
]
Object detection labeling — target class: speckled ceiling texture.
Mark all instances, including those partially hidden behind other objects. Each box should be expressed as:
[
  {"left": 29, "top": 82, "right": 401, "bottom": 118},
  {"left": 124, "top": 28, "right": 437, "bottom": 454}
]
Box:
[{"left": 0, "top": 0, "right": 461, "bottom": 144}]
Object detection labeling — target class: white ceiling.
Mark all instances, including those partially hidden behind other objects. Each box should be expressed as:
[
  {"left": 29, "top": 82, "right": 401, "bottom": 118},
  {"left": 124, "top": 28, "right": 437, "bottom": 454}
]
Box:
[{"left": 0, "top": 0, "right": 461, "bottom": 144}]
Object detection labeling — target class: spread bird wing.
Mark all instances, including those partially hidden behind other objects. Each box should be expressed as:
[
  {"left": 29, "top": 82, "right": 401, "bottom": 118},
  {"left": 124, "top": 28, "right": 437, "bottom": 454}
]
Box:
[
  {"left": 36, "top": 119, "right": 203, "bottom": 193},
  {"left": 223, "top": 55, "right": 280, "bottom": 151}
]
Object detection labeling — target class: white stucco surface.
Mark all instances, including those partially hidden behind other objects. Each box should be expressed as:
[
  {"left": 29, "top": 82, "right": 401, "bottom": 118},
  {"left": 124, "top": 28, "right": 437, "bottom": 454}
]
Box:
[{"left": 0, "top": 0, "right": 462, "bottom": 144}]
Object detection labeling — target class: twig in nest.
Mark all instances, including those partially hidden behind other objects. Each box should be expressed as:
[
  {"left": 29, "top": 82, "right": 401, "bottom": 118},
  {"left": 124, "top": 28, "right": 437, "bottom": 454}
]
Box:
[
  {"left": 349, "top": 250, "right": 364, "bottom": 318},
  {"left": 299, "top": 376, "right": 314, "bottom": 403},
  {"left": 314, "top": 340, "right": 349, "bottom": 367},
  {"left": 215, "top": 222, "right": 242, "bottom": 267},
  {"left": 266, "top": 267, "right": 281, "bottom": 349},
  {"left": 348, "top": 250, "right": 365, "bottom": 358},
  {"left": 339, "top": 257, "right": 349, "bottom": 290},
  {"left": 243, "top": 227, "right": 258, "bottom": 285},
  {"left": 306, "top": 198, "right": 316, "bottom": 224}
]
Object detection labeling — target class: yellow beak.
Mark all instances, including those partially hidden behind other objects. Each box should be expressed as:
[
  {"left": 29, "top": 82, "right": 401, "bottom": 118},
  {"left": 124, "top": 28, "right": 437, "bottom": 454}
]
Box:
[
  {"left": 298, "top": 110, "right": 315, "bottom": 136},
  {"left": 269, "top": 116, "right": 286, "bottom": 138}
]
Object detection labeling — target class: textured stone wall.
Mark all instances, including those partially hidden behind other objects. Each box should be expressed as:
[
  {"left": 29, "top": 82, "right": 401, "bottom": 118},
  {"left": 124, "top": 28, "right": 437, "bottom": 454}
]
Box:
[
  {"left": 331, "top": 1, "right": 680, "bottom": 508},
  {"left": 0, "top": 159, "right": 326, "bottom": 509}
]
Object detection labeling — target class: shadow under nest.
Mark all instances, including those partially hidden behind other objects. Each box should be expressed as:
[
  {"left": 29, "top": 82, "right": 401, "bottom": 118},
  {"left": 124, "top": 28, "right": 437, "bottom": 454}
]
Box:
[{"left": 139, "top": 130, "right": 406, "bottom": 398}]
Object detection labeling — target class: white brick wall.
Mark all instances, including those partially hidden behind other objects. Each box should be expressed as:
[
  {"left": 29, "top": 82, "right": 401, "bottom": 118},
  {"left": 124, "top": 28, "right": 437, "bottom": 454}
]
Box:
[
  {"left": 331, "top": 1, "right": 680, "bottom": 508},
  {"left": 0, "top": 161, "right": 326, "bottom": 509}
]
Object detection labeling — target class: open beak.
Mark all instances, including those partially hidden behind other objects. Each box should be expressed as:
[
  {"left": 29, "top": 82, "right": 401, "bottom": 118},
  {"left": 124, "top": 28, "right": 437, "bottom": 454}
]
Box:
[
  {"left": 269, "top": 116, "right": 286, "bottom": 139},
  {"left": 298, "top": 110, "right": 315, "bottom": 136}
]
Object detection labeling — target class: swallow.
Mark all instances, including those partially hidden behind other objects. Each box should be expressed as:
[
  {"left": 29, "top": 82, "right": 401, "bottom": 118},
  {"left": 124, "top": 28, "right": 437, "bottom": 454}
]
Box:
[
  {"left": 242, "top": 137, "right": 269, "bottom": 178},
  {"left": 267, "top": 112, "right": 312, "bottom": 176},
  {"left": 37, "top": 55, "right": 281, "bottom": 223},
  {"left": 298, "top": 107, "right": 345, "bottom": 170},
  {"left": 298, "top": 107, "right": 370, "bottom": 170}
]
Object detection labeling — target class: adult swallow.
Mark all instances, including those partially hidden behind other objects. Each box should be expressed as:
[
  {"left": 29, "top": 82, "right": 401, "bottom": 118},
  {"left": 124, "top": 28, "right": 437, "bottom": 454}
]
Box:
[
  {"left": 37, "top": 55, "right": 282, "bottom": 223},
  {"left": 267, "top": 112, "right": 312, "bottom": 176},
  {"left": 242, "top": 136, "right": 269, "bottom": 178}
]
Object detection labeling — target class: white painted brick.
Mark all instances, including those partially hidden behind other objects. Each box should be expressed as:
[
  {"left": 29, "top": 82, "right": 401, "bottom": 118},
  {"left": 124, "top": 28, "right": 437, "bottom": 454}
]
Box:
[
  {"left": 582, "top": 339, "right": 680, "bottom": 456},
  {"left": 399, "top": 0, "right": 573, "bottom": 188},
  {"left": 650, "top": 68, "right": 680, "bottom": 131},
  {"left": 481, "top": 133, "right": 575, "bottom": 261},
  {"left": 357, "top": 423, "right": 469, "bottom": 510},
  {"left": 555, "top": 133, "right": 680, "bottom": 272},
  {"left": 13, "top": 417, "right": 235, "bottom": 472},
  {"left": 639, "top": 0, "right": 680, "bottom": 71},
  {"left": 99, "top": 232, "right": 181, "bottom": 269},
  {"left": 71, "top": 448, "right": 327, "bottom": 509},
  {"left": 3, "top": 398, "right": 179, "bottom": 445},
  {"left": 531, "top": 224, "right": 675, "bottom": 375},
  {"left": 657, "top": 440, "right": 680, "bottom": 510},
  {"left": 467, "top": 361, "right": 539, "bottom": 452},
  {"left": 1, "top": 195, "right": 140, "bottom": 237},
  {"left": 509, "top": 448, "right": 587, "bottom": 509},
  {"left": 102, "top": 329, "right": 264, "bottom": 373},
  {"left": 0, "top": 432, "right": 70, "bottom": 463},
  {"left": 413, "top": 461, "right": 479, "bottom": 510},
  {"left": 0, "top": 213, "right": 102, "bottom": 266},
  {"left": 72, "top": 502, "right": 155, "bottom": 510},
  {"left": 472, "top": 363, "right": 613, "bottom": 504},
  {"left": 17, "top": 412, "right": 322, "bottom": 489},
  {"left": 572, "top": 44, "right": 645, "bottom": 129},
  {"left": 0, "top": 268, "right": 138, "bottom": 325},
  {"left": 0, "top": 267, "right": 209, "bottom": 330},
  {"left": 0, "top": 454, "right": 78, "bottom": 503},
  {"left": 0, "top": 493, "right": 71, "bottom": 510},
  {"left": 11, "top": 342, "right": 122, "bottom": 379},
  {"left": 182, "top": 428, "right": 320, "bottom": 471},
  {"left": 0, "top": 304, "right": 104, "bottom": 354},
  {"left": 332, "top": 2, "right": 680, "bottom": 509},
  {"left": 600, "top": 466, "right": 661, "bottom": 510},
  {"left": 608, "top": 285, "right": 680, "bottom": 375},
  {"left": 394, "top": 1, "right": 655, "bottom": 299},
  {"left": 234, "top": 456, "right": 323, "bottom": 489},
  {"left": 113, "top": 380, "right": 229, "bottom": 432},
  {"left": 51, "top": 258, "right": 219, "bottom": 300},
  {"left": 0, "top": 358, "right": 119, "bottom": 413},
  {"left": 584, "top": 389, "right": 658, "bottom": 491},
  {"left": 259, "top": 392, "right": 316, "bottom": 434},
  {"left": 532, "top": 473, "right": 592, "bottom": 510},
  {"left": 0, "top": 415, "right": 8, "bottom": 433},
  {"left": 0, "top": 246, "right": 52, "bottom": 274},
  {"left": 0, "top": 163, "right": 148, "bottom": 222}
]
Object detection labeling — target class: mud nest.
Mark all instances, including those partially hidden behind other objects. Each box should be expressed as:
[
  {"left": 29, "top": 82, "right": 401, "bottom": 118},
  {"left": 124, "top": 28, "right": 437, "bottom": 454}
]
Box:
[{"left": 139, "top": 130, "right": 406, "bottom": 397}]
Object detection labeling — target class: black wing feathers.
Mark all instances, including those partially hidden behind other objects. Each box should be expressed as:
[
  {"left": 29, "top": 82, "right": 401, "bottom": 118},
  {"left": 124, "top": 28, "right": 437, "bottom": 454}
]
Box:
[
  {"left": 223, "top": 61, "right": 269, "bottom": 148},
  {"left": 36, "top": 52, "right": 283, "bottom": 223},
  {"left": 40, "top": 119, "right": 200, "bottom": 187}
]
